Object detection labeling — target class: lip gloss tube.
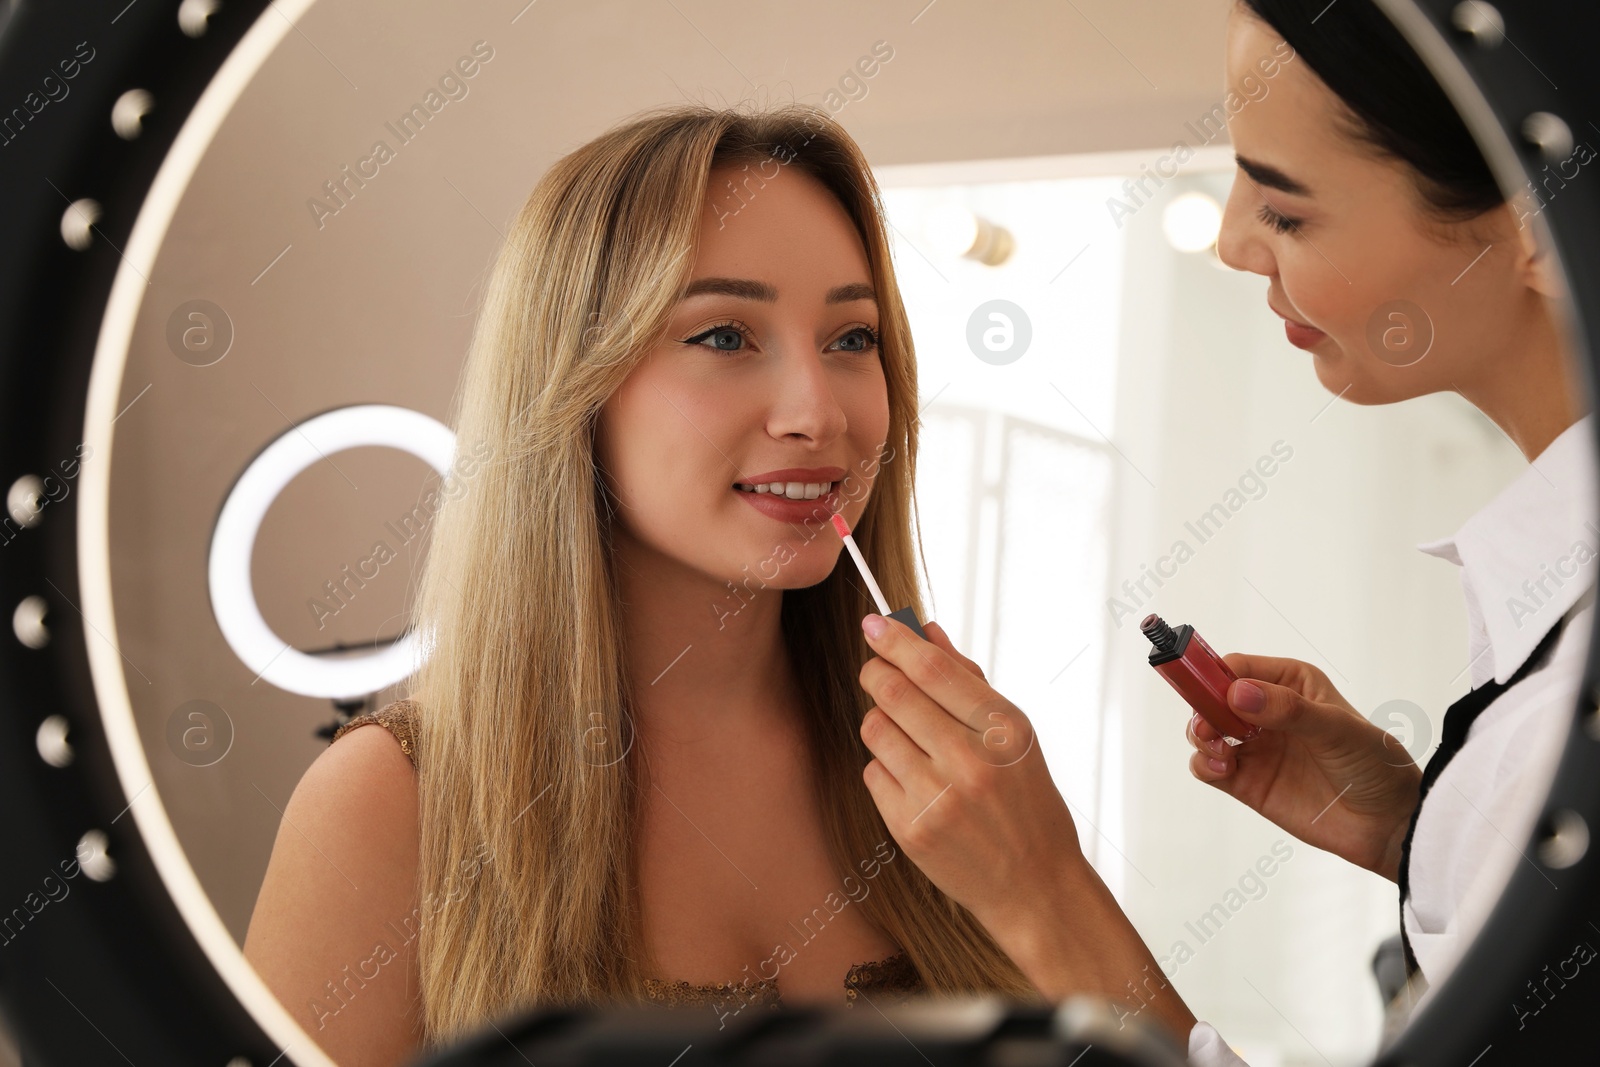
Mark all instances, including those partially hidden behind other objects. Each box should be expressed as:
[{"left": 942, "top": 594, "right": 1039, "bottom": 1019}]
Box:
[{"left": 1140, "top": 614, "right": 1259, "bottom": 744}]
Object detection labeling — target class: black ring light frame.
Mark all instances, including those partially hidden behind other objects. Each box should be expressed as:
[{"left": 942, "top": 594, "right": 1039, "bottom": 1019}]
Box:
[{"left": 0, "top": 1, "right": 1594, "bottom": 1064}]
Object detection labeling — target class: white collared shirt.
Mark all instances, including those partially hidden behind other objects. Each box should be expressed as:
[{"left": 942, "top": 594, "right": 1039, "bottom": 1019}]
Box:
[
  {"left": 1403, "top": 413, "right": 1597, "bottom": 989},
  {"left": 1187, "top": 414, "right": 1597, "bottom": 1066}
]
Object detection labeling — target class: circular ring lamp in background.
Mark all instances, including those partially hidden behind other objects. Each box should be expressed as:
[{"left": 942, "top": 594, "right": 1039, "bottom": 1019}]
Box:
[
  {"left": 1359, "top": 1, "right": 1600, "bottom": 1059},
  {"left": 0, "top": 1, "right": 1595, "bottom": 1065},
  {"left": 208, "top": 404, "right": 453, "bottom": 699}
]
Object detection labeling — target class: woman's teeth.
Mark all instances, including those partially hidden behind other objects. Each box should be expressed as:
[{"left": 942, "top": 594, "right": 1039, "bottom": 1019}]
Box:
[{"left": 734, "top": 480, "right": 835, "bottom": 500}]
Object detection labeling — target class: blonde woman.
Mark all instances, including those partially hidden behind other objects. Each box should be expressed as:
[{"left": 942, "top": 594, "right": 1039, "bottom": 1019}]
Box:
[{"left": 243, "top": 103, "right": 1199, "bottom": 1066}]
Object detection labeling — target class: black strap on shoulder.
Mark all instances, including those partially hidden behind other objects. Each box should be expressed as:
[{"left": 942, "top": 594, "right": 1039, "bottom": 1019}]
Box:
[{"left": 1397, "top": 617, "right": 1567, "bottom": 980}]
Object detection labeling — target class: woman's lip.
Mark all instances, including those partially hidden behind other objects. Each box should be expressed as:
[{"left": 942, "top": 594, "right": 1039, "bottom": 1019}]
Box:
[
  {"left": 734, "top": 484, "right": 842, "bottom": 523},
  {"left": 739, "top": 466, "right": 847, "bottom": 484}
]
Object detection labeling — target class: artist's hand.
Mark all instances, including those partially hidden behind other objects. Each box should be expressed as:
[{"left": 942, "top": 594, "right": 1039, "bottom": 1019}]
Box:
[
  {"left": 1187, "top": 653, "right": 1422, "bottom": 881},
  {"left": 856, "top": 614, "right": 1198, "bottom": 1042}
]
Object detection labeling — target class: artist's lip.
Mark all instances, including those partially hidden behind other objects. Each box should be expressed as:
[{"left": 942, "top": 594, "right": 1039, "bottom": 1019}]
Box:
[
  {"left": 737, "top": 465, "right": 847, "bottom": 484},
  {"left": 1267, "top": 299, "right": 1326, "bottom": 349},
  {"left": 1282, "top": 321, "right": 1325, "bottom": 349}
]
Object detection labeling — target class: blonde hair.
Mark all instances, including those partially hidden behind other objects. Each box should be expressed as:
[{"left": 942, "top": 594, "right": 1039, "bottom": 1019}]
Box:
[{"left": 407, "top": 102, "right": 1035, "bottom": 1045}]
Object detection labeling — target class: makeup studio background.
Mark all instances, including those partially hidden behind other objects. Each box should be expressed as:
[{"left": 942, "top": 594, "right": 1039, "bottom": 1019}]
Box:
[{"left": 78, "top": 2, "right": 1528, "bottom": 1064}]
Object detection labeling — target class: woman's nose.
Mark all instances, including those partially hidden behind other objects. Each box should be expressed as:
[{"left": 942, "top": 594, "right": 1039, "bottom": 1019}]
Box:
[{"left": 767, "top": 347, "right": 850, "bottom": 443}]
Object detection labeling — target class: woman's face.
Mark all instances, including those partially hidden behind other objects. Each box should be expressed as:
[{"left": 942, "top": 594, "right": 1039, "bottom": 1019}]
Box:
[
  {"left": 1216, "top": 9, "right": 1527, "bottom": 404},
  {"left": 595, "top": 163, "right": 891, "bottom": 593}
]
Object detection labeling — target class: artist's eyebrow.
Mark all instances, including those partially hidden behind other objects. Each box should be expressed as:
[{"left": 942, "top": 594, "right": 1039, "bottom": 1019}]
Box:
[
  {"left": 1235, "top": 154, "right": 1313, "bottom": 197},
  {"left": 681, "top": 277, "right": 877, "bottom": 305}
]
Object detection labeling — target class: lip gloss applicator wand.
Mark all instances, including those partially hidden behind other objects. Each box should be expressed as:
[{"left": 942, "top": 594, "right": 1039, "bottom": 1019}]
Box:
[{"left": 830, "top": 513, "right": 927, "bottom": 639}]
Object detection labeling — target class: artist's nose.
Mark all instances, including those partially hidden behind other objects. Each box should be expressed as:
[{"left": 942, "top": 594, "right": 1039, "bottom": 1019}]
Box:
[{"left": 1217, "top": 176, "right": 1276, "bottom": 278}]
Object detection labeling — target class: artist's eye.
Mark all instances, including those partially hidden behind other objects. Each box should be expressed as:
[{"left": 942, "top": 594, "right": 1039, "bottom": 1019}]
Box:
[
  {"left": 682, "top": 321, "right": 752, "bottom": 352},
  {"left": 1256, "top": 202, "right": 1301, "bottom": 235},
  {"left": 829, "top": 326, "right": 881, "bottom": 353}
]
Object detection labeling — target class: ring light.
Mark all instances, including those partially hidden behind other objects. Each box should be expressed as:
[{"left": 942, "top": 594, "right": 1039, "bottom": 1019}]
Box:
[
  {"left": 207, "top": 404, "right": 452, "bottom": 699},
  {"left": 0, "top": 0, "right": 1595, "bottom": 1063}
]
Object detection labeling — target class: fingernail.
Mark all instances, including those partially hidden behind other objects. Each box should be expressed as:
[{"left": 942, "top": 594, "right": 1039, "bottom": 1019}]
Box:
[
  {"left": 862, "top": 614, "right": 887, "bottom": 639},
  {"left": 1207, "top": 758, "right": 1228, "bottom": 774},
  {"left": 1206, "top": 737, "right": 1228, "bottom": 756},
  {"left": 1231, "top": 680, "right": 1265, "bottom": 714}
]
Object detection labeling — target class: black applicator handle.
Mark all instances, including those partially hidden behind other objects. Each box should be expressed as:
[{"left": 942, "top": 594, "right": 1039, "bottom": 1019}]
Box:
[{"left": 887, "top": 606, "right": 928, "bottom": 640}]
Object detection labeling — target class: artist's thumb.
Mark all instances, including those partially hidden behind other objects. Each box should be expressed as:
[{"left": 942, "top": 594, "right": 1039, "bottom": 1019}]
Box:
[{"left": 1227, "top": 677, "right": 1344, "bottom": 742}]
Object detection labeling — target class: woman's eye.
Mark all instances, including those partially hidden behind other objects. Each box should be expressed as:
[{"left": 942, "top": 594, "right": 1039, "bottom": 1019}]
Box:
[
  {"left": 684, "top": 324, "right": 748, "bottom": 351},
  {"left": 831, "top": 326, "right": 881, "bottom": 353},
  {"left": 1256, "top": 202, "right": 1300, "bottom": 235}
]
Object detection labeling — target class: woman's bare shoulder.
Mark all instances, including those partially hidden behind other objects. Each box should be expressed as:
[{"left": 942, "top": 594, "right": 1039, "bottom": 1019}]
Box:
[
  {"left": 288, "top": 706, "right": 420, "bottom": 850},
  {"left": 308, "top": 710, "right": 417, "bottom": 812},
  {"left": 329, "top": 700, "right": 419, "bottom": 769},
  {"left": 244, "top": 707, "right": 423, "bottom": 1064}
]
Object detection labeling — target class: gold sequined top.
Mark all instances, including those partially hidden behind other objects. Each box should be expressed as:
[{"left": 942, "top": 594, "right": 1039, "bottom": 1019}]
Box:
[
  {"left": 331, "top": 699, "right": 418, "bottom": 763},
  {"left": 638, "top": 950, "right": 923, "bottom": 1011},
  {"left": 330, "top": 699, "right": 927, "bottom": 1008}
]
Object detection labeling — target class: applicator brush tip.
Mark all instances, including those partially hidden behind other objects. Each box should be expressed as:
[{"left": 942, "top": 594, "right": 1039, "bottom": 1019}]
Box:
[{"left": 830, "top": 513, "right": 850, "bottom": 539}]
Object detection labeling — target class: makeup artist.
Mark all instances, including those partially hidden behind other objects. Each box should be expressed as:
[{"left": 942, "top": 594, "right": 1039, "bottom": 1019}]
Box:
[{"left": 857, "top": 1, "right": 1591, "bottom": 1063}]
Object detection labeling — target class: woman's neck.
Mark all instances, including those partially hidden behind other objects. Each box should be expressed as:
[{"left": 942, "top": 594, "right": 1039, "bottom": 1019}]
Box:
[
  {"left": 610, "top": 529, "right": 800, "bottom": 746},
  {"left": 1456, "top": 295, "right": 1589, "bottom": 462}
]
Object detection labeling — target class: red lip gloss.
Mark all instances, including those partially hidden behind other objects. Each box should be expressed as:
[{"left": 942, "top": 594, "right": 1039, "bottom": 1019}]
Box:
[{"left": 1140, "top": 614, "right": 1259, "bottom": 744}]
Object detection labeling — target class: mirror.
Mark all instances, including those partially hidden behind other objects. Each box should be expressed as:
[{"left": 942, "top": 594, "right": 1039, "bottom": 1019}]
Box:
[{"left": 46, "top": 0, "right": 1593, "bottom": 1064}]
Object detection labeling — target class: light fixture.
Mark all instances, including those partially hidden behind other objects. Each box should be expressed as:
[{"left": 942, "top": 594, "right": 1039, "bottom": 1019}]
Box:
[
  {"left": 1162, "top": 191, "right": 1223, "bottom": 253},
  {"left": 923, "top": 203, "right": 1016, "bottom": 265},
  {"left": 207, "top": 403, "right": 455, "bottom": 699}
]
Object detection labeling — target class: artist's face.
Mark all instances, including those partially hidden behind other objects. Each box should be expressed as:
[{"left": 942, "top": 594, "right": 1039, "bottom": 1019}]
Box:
[
  {"left": 595, "top": 163, "right": 891, "bottom": 594},
  {"left": 1215, "top": 8, "right": 1529, "bottom": 404}
]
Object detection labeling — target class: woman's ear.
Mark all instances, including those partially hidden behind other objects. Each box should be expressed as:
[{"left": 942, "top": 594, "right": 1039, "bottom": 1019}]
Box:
[{"left": 1504, "top": 200, "right": 1568, "bottom": 299}]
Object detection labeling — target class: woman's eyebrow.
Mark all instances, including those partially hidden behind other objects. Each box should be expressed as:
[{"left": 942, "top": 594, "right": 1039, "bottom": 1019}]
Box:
[
  {"left": 1235, "top": 154, "right": 1312, "bottom": 196},
  {"left": 680, "top": 277, "right": 877, "bottom": 304},
  {"left": 826, "top": 282, "right": 876, "bottom": 305}
]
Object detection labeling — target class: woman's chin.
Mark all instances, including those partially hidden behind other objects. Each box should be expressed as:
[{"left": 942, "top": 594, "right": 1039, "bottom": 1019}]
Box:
[{"left": 717, "top": 541, "right": 833, "bottom": 589}]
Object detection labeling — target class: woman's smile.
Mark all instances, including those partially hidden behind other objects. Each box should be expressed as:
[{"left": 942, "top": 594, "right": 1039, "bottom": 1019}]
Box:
[{"left": 733, "top": 464, "right": 846, "bottom": 522}]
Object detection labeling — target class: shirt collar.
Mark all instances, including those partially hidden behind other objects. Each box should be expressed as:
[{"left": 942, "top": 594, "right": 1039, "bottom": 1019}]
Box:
[{"left": 1417, "top": 414, "right": 1599, "bottom": 686}]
